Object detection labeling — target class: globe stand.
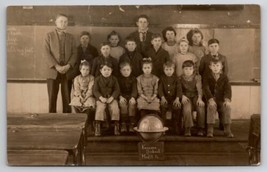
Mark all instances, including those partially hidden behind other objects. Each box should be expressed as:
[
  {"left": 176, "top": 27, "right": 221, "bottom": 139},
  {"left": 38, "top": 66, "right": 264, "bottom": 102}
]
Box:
[{"left": 134, "top": 114, "right": 168, "bottom": 161}]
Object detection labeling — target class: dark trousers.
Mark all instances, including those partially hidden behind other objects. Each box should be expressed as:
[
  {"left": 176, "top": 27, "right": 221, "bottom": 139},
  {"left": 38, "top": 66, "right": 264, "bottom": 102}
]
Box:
[{"left": 47, "top": 73, "right": 72, "bottom": 113}]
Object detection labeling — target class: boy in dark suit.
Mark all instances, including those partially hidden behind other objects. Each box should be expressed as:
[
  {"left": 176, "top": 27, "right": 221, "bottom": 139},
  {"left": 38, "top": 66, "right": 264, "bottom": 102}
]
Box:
[
  {"left": 203, "top": 58, "right": 233, "bottom": 138},
  {"left": 44, "top": 13, "right": 77, "bottom": 113},
  {"left": 128, "top": 14, "right": 153, "bottom": 57}
]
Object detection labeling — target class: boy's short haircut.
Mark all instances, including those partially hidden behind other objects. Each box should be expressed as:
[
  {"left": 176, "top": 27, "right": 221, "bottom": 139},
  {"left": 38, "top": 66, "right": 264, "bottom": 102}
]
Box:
[
  {"left": 162, "top": 26, "right": 177, "bottom": 42},
  {"left": 119, "top": 62, "right": 132, "bottom": 69},
  {"left": 107, "top": 30, "right": 121, "bottom": 43},
  {"left": 163, "top": 60, "right": 175, "bottom": 69},
  {"left": 182, "top": 60, "right": 194, "bottom": 68},
  {"left": 79, "top": 60, "right": 90, "bottom": 70},
  {"left": 151, "top": 33, "right": 162, "bottom": 40},
  {"left": 142, "top": 57, "right": 153, "bottom": 67},
  {"left": 136, "top": 14, "right": 149, "bottom": 22},
  {"left": 186, "top": 28, "right": 204, "bottom": 46},
  {"left": 80, "top": 31, "right": 91, "bottom": 39},
  {"left": 55, "top": 13, "right": 68, "bottom": 20},
  {"left": 210, "top": 58, "right": 223, "bottom": 66},
  {"left": 124, "top": 37, "right": 136, "bottom": 45},
  {"left": 100, "top": 61, "right": 113, "bottom": 70},
  {"left": 100, "top": 42, "right": 111, "bottom": 49},
  {"left": 208, "top": 38, "right": 220, "bottom": 46},
  {"left": 178, "top": 37, "right": 189, "bottom": 45}
]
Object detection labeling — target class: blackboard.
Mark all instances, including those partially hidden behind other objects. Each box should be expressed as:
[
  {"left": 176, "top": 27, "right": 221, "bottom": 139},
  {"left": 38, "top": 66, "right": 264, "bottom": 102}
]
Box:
[{"left": 7, "top": 25, "right": 260, "bottom": 82}]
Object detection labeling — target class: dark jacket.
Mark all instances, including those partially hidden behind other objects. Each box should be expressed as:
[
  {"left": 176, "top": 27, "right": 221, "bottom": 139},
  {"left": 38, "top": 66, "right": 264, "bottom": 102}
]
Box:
[
  {"left": 119, "top": 50, "right": 143, "bottom": 77},
  {"left": 93, "top": 75, "right": 120, "bottom": 100},
  {"left": 145, "top": 47, "right": 170, "bottom": 77},
  {"left": 203, "top": 73, "right": 232, "bottom": 102},
  {"left": 44, "top": 29, "right": 77, "bottom": 80},
  {"left": 199, "top": 53, "right": 229, "bottom": 77},
  {"left": 69, "top": 44, "right": 98, "bottom": 80},
  {"left": 91, "top": 55, "right": 119, "bottom": 77},
  {"left": 158, "top": 74, "right": 182, "bottom": 102},
  {"left": 128, "top": 30, "right": 153, "bottom": 56},
  {"left": 117, "top": 75, "right": 138, "bottom": 99}
]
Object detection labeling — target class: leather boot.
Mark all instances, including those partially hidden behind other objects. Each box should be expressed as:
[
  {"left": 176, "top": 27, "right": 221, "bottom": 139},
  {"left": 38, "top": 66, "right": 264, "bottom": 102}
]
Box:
[
  {"left": 114, "top": 121, "right": 120, "bottom": 136},
  {"left": 94, "top": 121, "right": 101, "bottom": 137},
  {"left": 207, "top": 124, "right": 214, "bottom": 138},
  {"left": 224, "top": 124, "right": 234, "bottom": 138}
]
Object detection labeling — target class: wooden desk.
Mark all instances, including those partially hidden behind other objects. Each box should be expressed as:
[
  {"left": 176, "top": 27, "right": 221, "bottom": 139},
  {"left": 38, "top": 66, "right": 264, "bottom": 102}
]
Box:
[
  {"left": 7, "top": 128, "right": 83, "bottom": 165},
  {"left": 7, "top": 113, "right": 88, "bottom": 164},
  {"left": 8, "top": 150, "right": 68, "bottom": 166}
]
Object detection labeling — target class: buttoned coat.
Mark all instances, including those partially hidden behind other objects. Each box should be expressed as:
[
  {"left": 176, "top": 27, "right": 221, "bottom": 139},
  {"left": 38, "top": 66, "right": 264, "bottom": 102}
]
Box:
[{"left": 44, "top": 30, "right": 77, "bottom": 80}]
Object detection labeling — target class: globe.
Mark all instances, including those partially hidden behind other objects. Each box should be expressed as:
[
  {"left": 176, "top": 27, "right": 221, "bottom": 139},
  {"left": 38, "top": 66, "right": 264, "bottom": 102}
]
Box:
[{"left": 134, "top": 114, "right": 168, "bottom": 142}]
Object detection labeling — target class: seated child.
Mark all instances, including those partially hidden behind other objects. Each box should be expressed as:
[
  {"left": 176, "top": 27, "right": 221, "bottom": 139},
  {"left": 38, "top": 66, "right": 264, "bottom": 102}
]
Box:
[
  {"left": 107, "top": 30, "right": 125, "bottom": 62},
  {"left": 199, "top": 38, "right": 229, "bottom": 130},
  {"left": 91, "top": 42, "right": 119, "bottom": 77},
  {"left": 173, "top": 37, "right": 198, "bottom": 77},
  {"left": 119, "top": 37, "right": 143, "bottom": 77},
  {"left": 158, "top": 61, "right": 182, "bottom": 134},
  {"left": 161, "top": 26, "right": 179, "bottom": 61},
  {"left": 186, "top": 28, "right": 208, "bottom": 62},
  {"left": 118, "top": 62, "right": 138, "bottom": 133},
  {"left": 137, "top": 59, "right": 160, "bottom": 116},
  {"left": 203, "top": 59, "right": 233, "bottom": 138},
  {"left": 179, "top": 60, "right": 205, "bottom": 136},
  {"left": 145, "top": 33, "right": 170, "bottom": 77},
  {"left": 69, "top": 60, "right": 95, "bottom": 134},
  {"left": 93, "top": 62, "right": 120, "bottom": 136}
]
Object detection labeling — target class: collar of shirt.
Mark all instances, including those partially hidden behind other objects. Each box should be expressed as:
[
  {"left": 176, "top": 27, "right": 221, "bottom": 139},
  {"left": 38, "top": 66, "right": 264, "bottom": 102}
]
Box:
[
  {"left": 212, "top": 73, "right": 221, "bottom": 81},
  {"left": 182, "top": 74, "right": 195, "bottom": 81},
  {"left": 56, "top": 28, "right": 66, "bottom": 34},
  {"left": 138, "top": 28, "right": 148, "bottom": 34},
  {"left": 210, "top": 53, "right": 219, "bottom": 59}
]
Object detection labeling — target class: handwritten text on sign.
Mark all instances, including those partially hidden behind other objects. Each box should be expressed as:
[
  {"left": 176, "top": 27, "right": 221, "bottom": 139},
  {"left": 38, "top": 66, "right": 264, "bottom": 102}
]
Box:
[{"left": 138, "top": 142, "right": 164, "bottom": 160}]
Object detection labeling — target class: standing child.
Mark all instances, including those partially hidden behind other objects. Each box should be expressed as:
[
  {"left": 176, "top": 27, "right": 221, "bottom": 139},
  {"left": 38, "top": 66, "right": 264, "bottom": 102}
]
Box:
[
  {"left": 70, "top": 31, "right": 99, "bottom": 80},
  {"left": 44, "top": 13, "right": 77, "bottom": 113},
  {"left": 158, "top": 61, "right": 182, "bottom": 134},
  {"left": 128, "top": 14, "right": 153, "bottom": 56},
  {"left": 199, "top": 38, "right": 229, "bottom": 78},
  {"left": 187, "top": 28, "right": 207, "bottom": 62},
  {"left": 137, "top": 59, "right": 160, "bottom": 116},
  {"left": 91, "top": 42, "right": 119, "bottom": 77},
  {"left": 146, "top": 33, "right": 170, "bottom": 77},
  {"left": 179, "top": 60, "right": 205, "bottom": 136},
  {"left": 203, "top": 59, "right": 233, "bottom": 138},
  {"left": 173, "top": 37, "right": 198, "bottom": 77},
  {"left": 118, "top": 62, "right": 138, "bottom": 133},
  {"left": 93, "top": 62, "right": 120, "bottom": 136},
  {"left": 119, "top": 37, "right": 143, "bottom": 77},
  {"left": 107, "top": 31, "right": 125, "bottom": 62},
  {"left": 161, "top": 26, "right": 179, "bottom": 61}
]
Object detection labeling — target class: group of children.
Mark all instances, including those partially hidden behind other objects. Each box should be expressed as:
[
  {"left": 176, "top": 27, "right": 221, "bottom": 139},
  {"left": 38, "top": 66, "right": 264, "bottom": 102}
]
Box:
[{"left": 46, "top": 14, "right": 233, "bottom": 138}]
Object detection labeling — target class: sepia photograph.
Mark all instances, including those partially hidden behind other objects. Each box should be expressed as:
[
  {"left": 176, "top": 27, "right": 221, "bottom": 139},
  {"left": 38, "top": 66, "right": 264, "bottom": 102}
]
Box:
[{"left": 6, "top": 4, "right": 260, "bottom": 166}]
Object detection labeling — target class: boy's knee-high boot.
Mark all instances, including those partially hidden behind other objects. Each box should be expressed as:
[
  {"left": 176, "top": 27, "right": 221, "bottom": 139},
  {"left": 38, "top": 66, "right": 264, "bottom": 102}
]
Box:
[
  {"left": 95, "top": 121, "right": 101, "bottom": 137},
  {"left": 114, "top": 121, "right": 120, "bottom": 136},
  {"left": 224, "top": 124, "right": 234, "bottom": 138},
  {"left": 129, "top": 116, "right": 136, "bottom": 133},
  {"left": 207, "top": 124, "right": 214, "bottom": 138}
]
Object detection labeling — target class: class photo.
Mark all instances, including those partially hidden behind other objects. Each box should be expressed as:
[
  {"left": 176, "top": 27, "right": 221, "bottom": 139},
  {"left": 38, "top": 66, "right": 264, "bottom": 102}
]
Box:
[{"left": 6, "top": 5, "right": 261, "bottom": 166}]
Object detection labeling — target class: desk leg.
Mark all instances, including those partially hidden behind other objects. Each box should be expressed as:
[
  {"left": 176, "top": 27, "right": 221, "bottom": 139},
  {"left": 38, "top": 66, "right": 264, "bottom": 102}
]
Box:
[{"left": 73, "top": 148, "right": 79, "bottom": 165}]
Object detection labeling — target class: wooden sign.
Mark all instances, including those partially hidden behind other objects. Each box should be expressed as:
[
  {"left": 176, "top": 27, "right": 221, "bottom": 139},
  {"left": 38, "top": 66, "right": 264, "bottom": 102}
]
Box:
[{"left": 138, "top": 142, "right": 164, "bottom": 160}]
